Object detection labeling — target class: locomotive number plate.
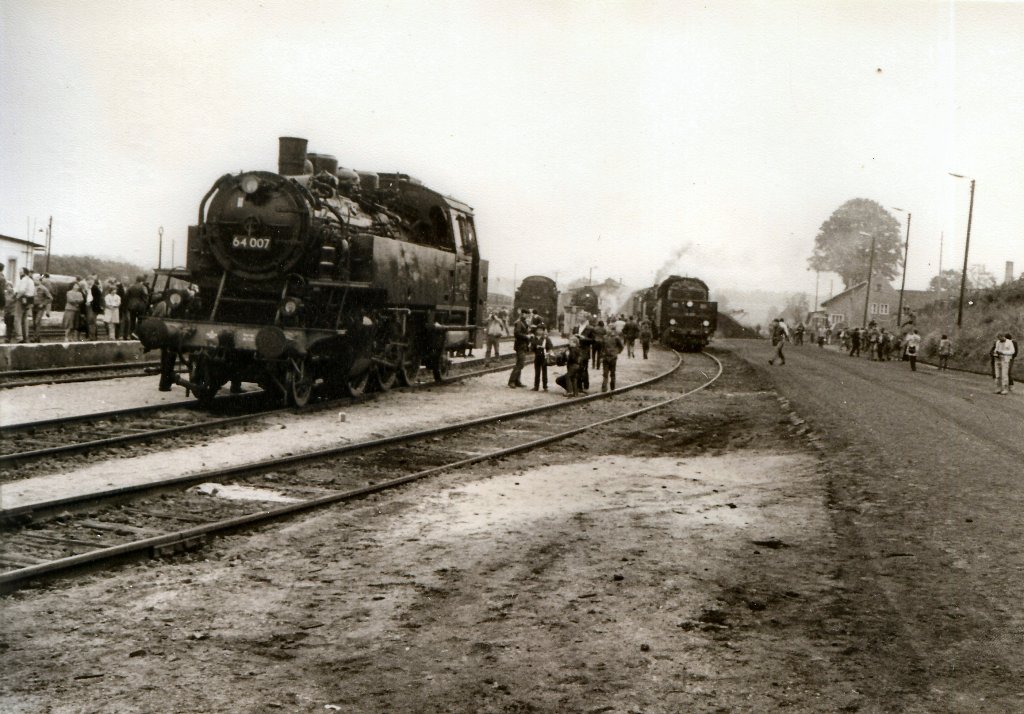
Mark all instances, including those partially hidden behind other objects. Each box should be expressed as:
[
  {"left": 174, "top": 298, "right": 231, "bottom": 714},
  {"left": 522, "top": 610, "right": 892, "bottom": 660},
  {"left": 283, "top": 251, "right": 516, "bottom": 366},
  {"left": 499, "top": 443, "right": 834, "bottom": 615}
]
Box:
[{"left": 232, "top": 235, "right": 272, "bottom": 250}]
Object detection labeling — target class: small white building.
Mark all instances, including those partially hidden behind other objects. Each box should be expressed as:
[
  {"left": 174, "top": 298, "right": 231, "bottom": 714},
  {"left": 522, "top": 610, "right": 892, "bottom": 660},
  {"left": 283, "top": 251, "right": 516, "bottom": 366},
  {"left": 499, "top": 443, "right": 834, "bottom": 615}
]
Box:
[{"left": 1, "top": 234, "right": 44, "bottom": 283}]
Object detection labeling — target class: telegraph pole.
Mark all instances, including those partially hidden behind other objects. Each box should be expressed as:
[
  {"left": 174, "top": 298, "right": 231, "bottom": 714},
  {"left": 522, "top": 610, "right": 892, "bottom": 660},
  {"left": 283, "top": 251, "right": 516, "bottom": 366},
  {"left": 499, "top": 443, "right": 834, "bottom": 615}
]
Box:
[
  {"left": 158, "top": 226, "right": 164, "bottom": 269},
  {"left": 859, "top": 231, "right": 876, "bottom": 328}
]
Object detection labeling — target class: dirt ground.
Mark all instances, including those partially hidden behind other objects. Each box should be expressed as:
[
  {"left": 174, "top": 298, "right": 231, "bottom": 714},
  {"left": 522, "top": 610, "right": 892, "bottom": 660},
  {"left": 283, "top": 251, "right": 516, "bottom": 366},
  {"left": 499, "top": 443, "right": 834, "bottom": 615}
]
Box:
[{"left": 3, "top": 344, "right": 1014, "bottom": 712}]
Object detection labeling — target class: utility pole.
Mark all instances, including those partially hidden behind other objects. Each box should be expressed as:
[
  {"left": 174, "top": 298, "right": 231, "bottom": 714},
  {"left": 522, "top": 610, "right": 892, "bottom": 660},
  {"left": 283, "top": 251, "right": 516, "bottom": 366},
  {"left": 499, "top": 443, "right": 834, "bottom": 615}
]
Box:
[
  {"left": 158, "top": 226, "right": 164, "bottom": 270},
  {"left": 44, "top": 216, "right": 52, "bottom": 273},
  {"left": 859, "top": 231, "right": 876, "bottom": 328},
  {"left": 948, "top": 174, "right": 976, "bottom": 328},
  {"left": 889, "top": 209, "right": 911, "bottom": 327}
]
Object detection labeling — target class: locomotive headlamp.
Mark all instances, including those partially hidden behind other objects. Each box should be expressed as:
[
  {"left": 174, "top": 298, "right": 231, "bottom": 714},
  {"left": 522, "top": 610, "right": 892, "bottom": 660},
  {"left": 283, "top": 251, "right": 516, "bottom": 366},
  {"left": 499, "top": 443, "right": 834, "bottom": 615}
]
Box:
[
  {"left": 281, "top": 298, "right": 301, "bottom": 316},
  {"left": 669, "top": 318, "right": 677, "bottom": 325},
  {"left": 686, "top": 300, "right": 694, "bottom": 308},
  {"left": 702, "top": 320, "right": 710, "bottom": 327},
  {"left": 240, "top": 174, "right": 260, "bottom": 194},
  {"left": 168, "top": 292, "right": 182, "bottom": 307}
]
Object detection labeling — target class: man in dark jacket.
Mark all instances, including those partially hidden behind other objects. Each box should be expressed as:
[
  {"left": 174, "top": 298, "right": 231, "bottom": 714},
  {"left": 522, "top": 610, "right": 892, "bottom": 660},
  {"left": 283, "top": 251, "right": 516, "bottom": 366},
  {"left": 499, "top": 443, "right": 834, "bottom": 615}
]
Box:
[
  {"left": 507, "top": 311, "right": 531, "bottom": 388},
  {"left": 124, "top": 275, "right": 149, "bottom": 340}
]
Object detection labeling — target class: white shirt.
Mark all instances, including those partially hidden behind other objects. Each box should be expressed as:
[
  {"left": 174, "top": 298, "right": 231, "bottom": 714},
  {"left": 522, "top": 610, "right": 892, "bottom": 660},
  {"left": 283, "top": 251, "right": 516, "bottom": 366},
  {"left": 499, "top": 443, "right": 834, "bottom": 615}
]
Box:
[
  {"left": 14, "top": 274, "right": 34, "bottom": 298},
  {"left": 994, "top": 339, "right": 1016, "bottom": 358}
]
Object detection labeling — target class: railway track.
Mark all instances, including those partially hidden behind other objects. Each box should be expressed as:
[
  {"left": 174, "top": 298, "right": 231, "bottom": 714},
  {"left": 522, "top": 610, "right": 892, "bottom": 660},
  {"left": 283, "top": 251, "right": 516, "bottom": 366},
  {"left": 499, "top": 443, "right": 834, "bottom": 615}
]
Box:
[
  {"left": 0, "top": 360, "right": 163, "bottom": 389},
  {"left": 0, "top": 350, "right": 721, "bottom": 592},
  {"left": 0, "top": 352, "right": 521, "bottom": 474}
]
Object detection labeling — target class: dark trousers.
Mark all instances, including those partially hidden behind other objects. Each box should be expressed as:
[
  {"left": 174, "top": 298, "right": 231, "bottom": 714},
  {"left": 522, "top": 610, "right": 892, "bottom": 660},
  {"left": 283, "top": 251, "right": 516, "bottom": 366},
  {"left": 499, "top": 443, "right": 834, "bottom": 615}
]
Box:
[
  {"left": 601, "top": 357, "right": 617, "bottom": 391},
  {"left": 578, "top": 359, "right": 590, "bottom": 390},
  {"left": 641, "top": 339, "right": 650, "bottom": 359},
  {"left": 485, "top": 335, "right": 500, "bottom": 358},
  {"left": 126, "top": 310, "right": 145, "bottom": 340},
  {"left": 556, "top": 365, "right": 579, "bottom": 396},
  {"left": 908, "top": 352, "right": 917, "bottom": 371},
  {"left": 508, "top": 347, "right": 528, "bottom": 386},
  {"left": 159, "top": 349, "right": 177, "bottom": 390},
  {"left": 3, "top": 313, "right": 14, "bottom": 342},
  {"left": 533, "top": 354, "right": 548, "bottom": 389}
]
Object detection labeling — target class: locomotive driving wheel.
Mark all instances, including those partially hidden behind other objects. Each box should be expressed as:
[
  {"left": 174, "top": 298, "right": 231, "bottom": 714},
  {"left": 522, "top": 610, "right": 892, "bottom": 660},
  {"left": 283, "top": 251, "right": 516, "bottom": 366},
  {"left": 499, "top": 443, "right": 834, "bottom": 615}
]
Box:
[
  {"left": 345, "top": 368, "right": 370, "bottom": 398},
  {"left": 286, "top": 356, "right": 313, "bottom": 408},
  {"left": 430, "top": 352, "right": 451, "bottom": 382},
  {"left": 373, "top": 342, "right": 401, "bottom": 391},
  {"left": 396, "top": 346, "right": 421, "bottom": 387}
]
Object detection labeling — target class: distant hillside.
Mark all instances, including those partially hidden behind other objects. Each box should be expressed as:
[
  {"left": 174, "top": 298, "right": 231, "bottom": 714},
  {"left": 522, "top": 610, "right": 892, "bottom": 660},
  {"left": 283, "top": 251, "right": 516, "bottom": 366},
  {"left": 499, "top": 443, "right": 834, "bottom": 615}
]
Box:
[
  {"left": 45, "top": 255, "right": 150, "bottom": 281},
  {"left": 912, "top": 279, "right": 1024, "bottom": 379}
]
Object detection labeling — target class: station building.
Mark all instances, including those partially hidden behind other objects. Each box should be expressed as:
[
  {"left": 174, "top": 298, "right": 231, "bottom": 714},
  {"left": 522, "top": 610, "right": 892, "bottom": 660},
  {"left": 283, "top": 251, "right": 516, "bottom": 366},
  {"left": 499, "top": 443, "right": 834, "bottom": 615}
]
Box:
[
  {"left": 1, "top": 234, "right": 44, "bottom": 283},
  {"left": 821, "top": 280, "right": 932, "bottom": 332}
]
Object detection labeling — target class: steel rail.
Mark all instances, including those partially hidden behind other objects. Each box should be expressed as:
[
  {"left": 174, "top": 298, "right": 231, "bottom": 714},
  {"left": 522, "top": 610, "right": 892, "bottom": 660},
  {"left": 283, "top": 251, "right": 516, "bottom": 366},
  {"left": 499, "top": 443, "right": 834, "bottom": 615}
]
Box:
[
  {"left": 0, "top": 350, "right": 721, "bottom": 591},
  {"left": 0, "top": 360, "right": 161, "bottom": 379},
  {"left": 0, "top": 357, "right": 518, "bottom": 464}
]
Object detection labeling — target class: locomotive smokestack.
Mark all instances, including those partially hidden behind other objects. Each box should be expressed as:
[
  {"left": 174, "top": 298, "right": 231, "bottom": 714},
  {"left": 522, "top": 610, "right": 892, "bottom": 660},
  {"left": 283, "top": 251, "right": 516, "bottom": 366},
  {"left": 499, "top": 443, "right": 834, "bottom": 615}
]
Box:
[{"left": 278, "top": 137, "right": 308, "bottom": 175}]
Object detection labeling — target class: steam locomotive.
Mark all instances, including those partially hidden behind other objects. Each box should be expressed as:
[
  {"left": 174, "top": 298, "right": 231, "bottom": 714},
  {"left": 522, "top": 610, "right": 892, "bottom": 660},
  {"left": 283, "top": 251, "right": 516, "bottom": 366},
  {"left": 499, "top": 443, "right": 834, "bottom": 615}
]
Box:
[
  {"left": 138, "top": 137, "right": 487, "bottom": 406},
  {"left": 513, "top": 275, "right": 559, "bottom": 329},
  {"left": 635, "top": 275, "right": 717, "bottom": 351}
]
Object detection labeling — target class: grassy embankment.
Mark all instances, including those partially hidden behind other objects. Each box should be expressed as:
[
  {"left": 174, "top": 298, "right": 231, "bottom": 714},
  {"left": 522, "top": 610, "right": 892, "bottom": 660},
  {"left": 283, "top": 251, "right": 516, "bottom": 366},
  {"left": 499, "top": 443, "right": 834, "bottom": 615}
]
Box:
[{"left": 912, "top": 280, "right": 1024, "bottom": 379}]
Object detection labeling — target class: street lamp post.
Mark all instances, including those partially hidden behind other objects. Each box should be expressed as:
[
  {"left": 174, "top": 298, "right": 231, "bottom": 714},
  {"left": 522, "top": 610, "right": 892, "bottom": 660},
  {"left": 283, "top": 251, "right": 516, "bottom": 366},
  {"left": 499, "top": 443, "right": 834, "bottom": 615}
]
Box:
[
  {"left": 890, "top": 208, "right": 911, "bottom": 327},
  {"left": 858, "top": 230, "right": 876, "bottom": 328},
  {"left": 158, "top": 226, "right": 164, "bottom": 270},
  {"left": 948, "top": 173, "right": 975, "bottom": 327}
]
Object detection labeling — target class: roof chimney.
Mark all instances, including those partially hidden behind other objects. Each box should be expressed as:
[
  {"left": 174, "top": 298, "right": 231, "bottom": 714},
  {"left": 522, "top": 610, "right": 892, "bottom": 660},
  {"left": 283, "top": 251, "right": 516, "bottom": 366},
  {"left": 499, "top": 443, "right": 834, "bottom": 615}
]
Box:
[{"left": 1006, "top": 261, "right": 1015, "bottom": 284}]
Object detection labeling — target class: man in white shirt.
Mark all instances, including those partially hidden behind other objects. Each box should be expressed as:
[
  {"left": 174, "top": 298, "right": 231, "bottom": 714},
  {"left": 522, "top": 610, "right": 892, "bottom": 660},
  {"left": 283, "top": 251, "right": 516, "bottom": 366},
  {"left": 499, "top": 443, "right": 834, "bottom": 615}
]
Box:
[
  {"left": 993, "top": 333, "right": 1017, "bottom": 395},
  {"left": 12, "top": 268, "right": 35, "bottom": 343}
]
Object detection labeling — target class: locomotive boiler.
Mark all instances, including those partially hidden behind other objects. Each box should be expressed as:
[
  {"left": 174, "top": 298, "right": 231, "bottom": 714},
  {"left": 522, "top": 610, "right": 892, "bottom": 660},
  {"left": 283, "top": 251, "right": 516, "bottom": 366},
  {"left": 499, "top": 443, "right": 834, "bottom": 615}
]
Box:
[
  {"left": 642, "top": 275, "right": 717, "bottom": 351},
  {"left": 138, "top": 137, "right": 487, "bottom": 406}
]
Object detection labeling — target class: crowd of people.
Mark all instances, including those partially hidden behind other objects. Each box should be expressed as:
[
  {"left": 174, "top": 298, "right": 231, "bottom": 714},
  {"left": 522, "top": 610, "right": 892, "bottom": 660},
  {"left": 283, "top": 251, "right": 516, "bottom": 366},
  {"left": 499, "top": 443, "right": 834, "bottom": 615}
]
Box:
[
  {"left": 1, "top": 269, "right": 151, "bottom": 344},
  {"left": 495, "top": 308, "right": 652, "bottom": 398},
  {"left": 765, "top": 316, "right": 1017, "bottom": 394}
]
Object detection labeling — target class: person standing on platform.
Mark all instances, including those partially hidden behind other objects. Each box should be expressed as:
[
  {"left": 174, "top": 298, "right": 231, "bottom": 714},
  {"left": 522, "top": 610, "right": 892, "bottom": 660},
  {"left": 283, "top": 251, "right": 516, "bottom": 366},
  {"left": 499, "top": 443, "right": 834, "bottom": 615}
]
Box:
[
  {"left": 507, "top": 311, "right": 531, "bottom": 388},
  {"left": 125, "top": 276, "right": 149, "bottom": 340},
  {"left": 31, "top": 279, "right": 52, "bottom": 342},
  {"left": 63, "top": 282, "right": 85, "bottom": 342},
  {"left": 530, "top": 325, "right": 554, "bottom": 390},
  {"left": 848, "top": 327, "right": 861, "bottom": 357},
  {"left": 103, "top": 284, "right": 121, "bottom": 340},
  {"left": 3, "top": 283, "right": 15, "bottom": 343},
  {"left": 639, "top": 319, "right": 653, "bottom": 359},
  {"left": 577, "top": 318, "right": 595, "bottom": 392},
  {"left": 484, "top": 312, "right": 505, "bottom": 359},
  {"left": 12, "top": 268, "right": 35, "bottom": 344},
  {"left": 600, "top": 328, "right": 624, "bottom": 392},
  {"left": 622, "top": 316, "right": 639, "bottom": 358}
]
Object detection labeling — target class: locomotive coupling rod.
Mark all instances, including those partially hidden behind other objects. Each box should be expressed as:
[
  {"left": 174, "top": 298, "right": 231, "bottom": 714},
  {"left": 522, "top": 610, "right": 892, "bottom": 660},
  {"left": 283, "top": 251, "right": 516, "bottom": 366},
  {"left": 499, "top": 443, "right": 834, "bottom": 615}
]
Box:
[{"left": 371, "top": 356, "right": 399, "bottom": 369}]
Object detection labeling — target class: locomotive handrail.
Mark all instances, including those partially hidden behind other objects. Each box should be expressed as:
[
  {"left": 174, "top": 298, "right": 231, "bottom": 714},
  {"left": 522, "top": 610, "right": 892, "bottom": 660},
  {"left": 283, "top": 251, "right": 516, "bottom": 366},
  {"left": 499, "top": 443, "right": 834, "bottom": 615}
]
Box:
[{"left": 198, "top": 174, "right": 231, "bottom": 224}]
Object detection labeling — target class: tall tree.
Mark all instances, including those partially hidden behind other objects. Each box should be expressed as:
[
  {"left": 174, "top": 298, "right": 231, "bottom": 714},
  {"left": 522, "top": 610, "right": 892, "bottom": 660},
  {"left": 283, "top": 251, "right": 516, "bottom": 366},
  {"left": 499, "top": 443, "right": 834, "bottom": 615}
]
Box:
[
  {"left": 781, "top": 292, "right": 810, "bottom": 325},
  {"left": 807, "top": 198, "right": 903, "bottom": 290},
  {"left": 928, "top": 269, "right": 963, "bottom": 294}
]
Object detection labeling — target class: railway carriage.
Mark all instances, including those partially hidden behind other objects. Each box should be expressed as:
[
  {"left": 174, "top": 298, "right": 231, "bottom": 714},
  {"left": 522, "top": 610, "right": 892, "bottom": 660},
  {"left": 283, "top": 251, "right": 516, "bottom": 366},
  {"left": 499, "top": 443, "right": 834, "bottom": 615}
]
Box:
[{"left": 139, "top": 137, "right": 487, "bottom": 406}]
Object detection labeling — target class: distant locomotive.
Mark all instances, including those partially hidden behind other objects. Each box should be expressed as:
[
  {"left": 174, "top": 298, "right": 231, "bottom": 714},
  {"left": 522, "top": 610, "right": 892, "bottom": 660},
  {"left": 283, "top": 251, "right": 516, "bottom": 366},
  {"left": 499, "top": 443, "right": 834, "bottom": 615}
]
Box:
[
  {"left": 640, "top": 275, "right": 717, "bottom": 351},
  {"left": 139, "top": 137, "right": 487, "bottom": 406},
  {"left": 513, "top": 275, "right": 558, "bottom": 328},
  {"left": 569, "top": 286, "right": 599, "bottom": 316}
]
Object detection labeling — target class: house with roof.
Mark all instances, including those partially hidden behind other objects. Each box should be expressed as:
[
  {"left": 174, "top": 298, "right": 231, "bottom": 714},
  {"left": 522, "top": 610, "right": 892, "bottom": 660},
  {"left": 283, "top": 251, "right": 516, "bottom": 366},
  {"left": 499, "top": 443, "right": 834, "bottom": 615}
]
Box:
[
  {"left": 820, "top": 279, "right": 932, "bottom": 332},
  {"left": 1, "top": 234, "right": 44, "bottom": 283}
]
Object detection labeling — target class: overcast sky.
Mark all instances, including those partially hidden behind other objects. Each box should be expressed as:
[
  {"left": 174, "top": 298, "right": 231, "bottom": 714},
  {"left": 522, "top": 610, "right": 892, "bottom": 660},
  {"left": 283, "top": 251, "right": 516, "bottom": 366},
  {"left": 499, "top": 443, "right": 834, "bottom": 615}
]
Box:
[{"left": 2, "top": 0, "right": 1022, "bottom": 303}]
